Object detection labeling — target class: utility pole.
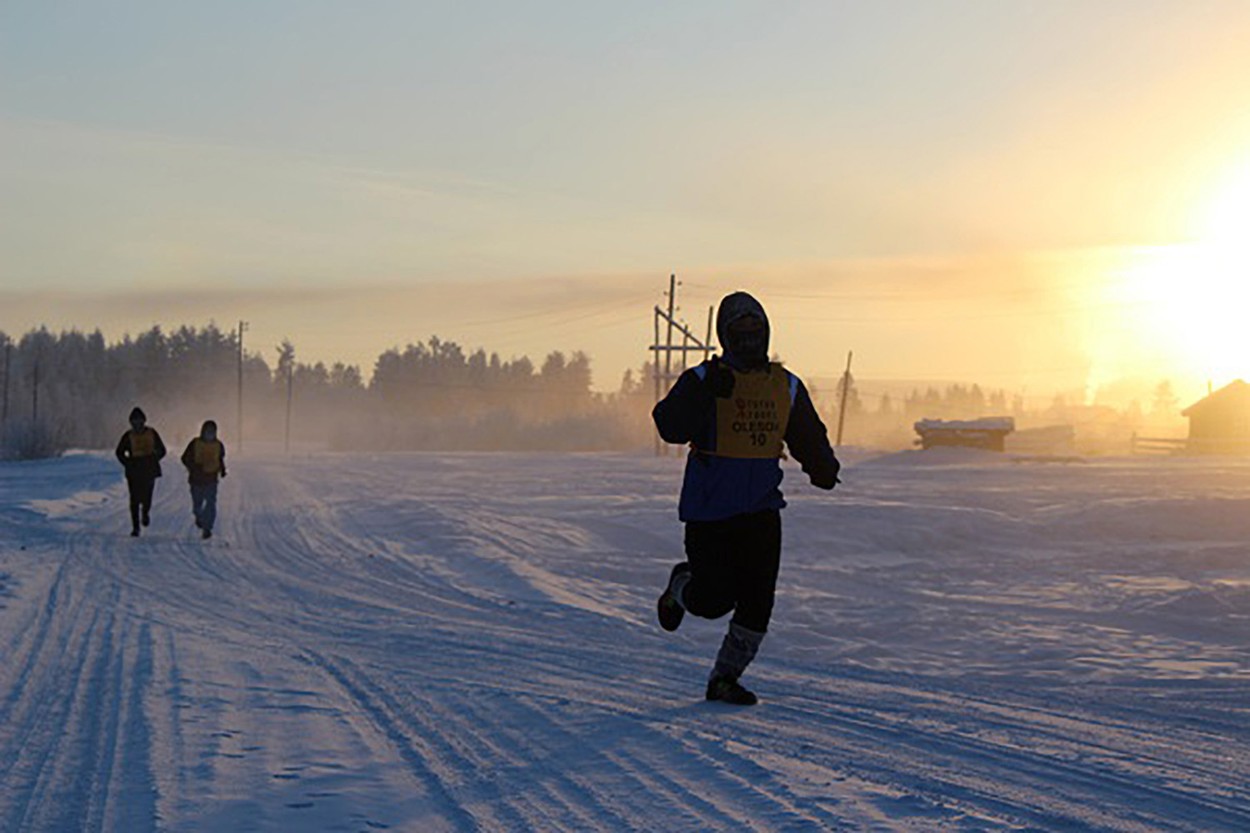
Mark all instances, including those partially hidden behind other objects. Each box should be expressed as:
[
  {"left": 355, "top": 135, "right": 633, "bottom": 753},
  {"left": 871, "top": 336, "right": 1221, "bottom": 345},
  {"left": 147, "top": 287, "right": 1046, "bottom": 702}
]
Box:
[
  {"left": 284, "top": 361, "right": 294, "bottom": 455},
  {"left": 660, "top": 275, "right": 677, "bottom": 457},
  {"left": 1, "top": 340, "right": 10, "bottom": 434},
  {"left": 236, "top": 320, "right": 248, "bottom": 453},
  {"left": 836, "top": 350, "right": 854, "bottom": 447},
  {"left": 663, "top": 274, "right": 677, "bottom": 386},
  {"left": 650, "top": 276, "right": 717, "bottom": 456},
  {"left": 653, "top": 312, "right": 662, "bottom": 456}
]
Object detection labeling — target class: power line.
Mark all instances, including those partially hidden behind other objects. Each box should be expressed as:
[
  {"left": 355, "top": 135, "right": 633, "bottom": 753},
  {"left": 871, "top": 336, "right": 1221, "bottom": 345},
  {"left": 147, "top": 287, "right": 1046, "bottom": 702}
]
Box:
[
  {"left": 783, "top": 295, "right": 1159, "bottom": 325},
  {"left": 461, "top": 289, "right": 656, "bottom": 328}
]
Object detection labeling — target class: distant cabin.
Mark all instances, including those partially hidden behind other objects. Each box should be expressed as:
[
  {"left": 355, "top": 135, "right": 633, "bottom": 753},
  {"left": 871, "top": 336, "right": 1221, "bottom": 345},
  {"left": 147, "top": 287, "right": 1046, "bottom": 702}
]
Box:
[
  {"left": 1181, "top": 379, "right": 1250, "bottom": 454},
  {"left": 914, "top": 417, "right": 1015, "bottom": 452}
]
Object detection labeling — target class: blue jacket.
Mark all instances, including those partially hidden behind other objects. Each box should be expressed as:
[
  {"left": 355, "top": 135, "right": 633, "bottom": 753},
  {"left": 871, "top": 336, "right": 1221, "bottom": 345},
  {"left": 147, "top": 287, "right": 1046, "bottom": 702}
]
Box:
[{"left": 653, "top": 358, "right": 839, "bottom": 522}]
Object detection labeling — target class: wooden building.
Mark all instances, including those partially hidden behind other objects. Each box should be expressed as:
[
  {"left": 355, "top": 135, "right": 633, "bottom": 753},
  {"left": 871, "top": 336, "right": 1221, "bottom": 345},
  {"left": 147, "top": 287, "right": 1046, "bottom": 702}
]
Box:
[
  {"left": 1181, "top": 379, "right": 1250, "bottom": 454},
  {"left": 913, "top": 417, "right": 1015, "bottom": 452}
]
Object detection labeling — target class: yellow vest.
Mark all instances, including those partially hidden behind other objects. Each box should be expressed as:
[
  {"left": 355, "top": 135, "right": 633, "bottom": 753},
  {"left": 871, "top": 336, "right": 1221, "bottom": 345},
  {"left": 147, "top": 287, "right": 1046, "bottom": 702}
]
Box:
[
  {"left": 193, "top": 438, "right": 223, "bottom": 474},
  {"left": 129, "top": 428, "right": 156, "bottom": 458},
  {"left": 710, "top": 363, "right": 793, "bottom": 459}
]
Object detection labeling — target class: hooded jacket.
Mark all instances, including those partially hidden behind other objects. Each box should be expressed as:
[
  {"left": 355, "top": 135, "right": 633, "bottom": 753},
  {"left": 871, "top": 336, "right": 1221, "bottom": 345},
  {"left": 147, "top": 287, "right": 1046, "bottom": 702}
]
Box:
[
  {"left": 181, "top": 437, "right": 227, "bottom": 485},
  {"left": 652, "top": 292, "right": 840, "bottom": 522},
  {"left": 115, "top": 410, "right": 167, "bottom": 482}
]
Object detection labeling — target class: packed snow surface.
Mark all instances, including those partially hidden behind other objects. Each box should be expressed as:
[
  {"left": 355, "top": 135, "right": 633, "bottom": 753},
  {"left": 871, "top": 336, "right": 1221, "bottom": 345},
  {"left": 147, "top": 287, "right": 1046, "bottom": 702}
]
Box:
[{"left": 2, "top": 449, "right": 1249, "bottom": 831}]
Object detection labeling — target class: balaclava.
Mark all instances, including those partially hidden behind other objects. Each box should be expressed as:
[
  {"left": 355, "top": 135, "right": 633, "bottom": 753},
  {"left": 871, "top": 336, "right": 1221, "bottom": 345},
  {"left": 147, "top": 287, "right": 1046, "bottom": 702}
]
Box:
[{"left": 716, "top": 291, "right": 770, "bottom": 370}]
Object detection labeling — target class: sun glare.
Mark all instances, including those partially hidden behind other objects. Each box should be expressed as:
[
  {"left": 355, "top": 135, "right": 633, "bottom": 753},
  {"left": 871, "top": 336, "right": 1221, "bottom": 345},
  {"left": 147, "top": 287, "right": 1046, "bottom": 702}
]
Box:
[
  {"left": 1196, "top": 158, "right": 1250, "bottom": 245},
  {"left": 1101, "top": 157, "right": 1250, "bottom": 393}
]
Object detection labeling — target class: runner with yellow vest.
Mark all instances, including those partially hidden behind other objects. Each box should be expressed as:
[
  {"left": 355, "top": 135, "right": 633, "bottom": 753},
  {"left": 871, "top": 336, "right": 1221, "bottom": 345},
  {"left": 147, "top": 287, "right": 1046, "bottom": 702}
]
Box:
[
  {"left": 181, "top": 420, "right": 227, "bottom": 540},
  {"left": 653, "top": 291, "right": 840, "bottom": 705},
  {"left": 115, "top": 406, "right": 168, "bottom": 537}
]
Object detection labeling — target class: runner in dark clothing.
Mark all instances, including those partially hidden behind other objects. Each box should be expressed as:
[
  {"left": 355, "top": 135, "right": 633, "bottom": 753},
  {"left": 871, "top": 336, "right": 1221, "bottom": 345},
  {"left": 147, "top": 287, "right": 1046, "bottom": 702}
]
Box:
[
  {"left": 180, "top": 420, "right": 227, "bottom": 540},
  {"left": 653, "top": 291, "right": 840, "bottom": 705},
  {"left": 115, "top": 407, "right": 167, "bottom": 537}
]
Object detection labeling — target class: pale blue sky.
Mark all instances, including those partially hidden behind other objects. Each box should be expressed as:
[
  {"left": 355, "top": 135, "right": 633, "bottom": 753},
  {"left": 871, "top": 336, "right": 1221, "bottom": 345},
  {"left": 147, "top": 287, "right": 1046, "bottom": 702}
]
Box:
[{"left": 3, "top": 1, "right": 1249, "bottom": 391}]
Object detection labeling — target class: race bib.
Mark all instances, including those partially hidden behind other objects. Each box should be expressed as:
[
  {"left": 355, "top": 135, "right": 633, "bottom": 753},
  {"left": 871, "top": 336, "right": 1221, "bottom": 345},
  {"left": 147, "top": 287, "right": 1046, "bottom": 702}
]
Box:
[
  {"left": 130, "top": 429, "right": 156, "bottom": 458},
  {"left": 194, "top": 439, "right": 222, "bottom": 474},
  {"left": 713, "top": 364, "right": 792, "bottom": 458}
]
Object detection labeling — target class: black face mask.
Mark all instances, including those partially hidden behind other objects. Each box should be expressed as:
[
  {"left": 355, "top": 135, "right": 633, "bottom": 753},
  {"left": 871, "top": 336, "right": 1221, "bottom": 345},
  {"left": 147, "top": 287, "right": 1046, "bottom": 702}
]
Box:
[{"left": 728, "top": 329, "right": 768, "bottom": 365}]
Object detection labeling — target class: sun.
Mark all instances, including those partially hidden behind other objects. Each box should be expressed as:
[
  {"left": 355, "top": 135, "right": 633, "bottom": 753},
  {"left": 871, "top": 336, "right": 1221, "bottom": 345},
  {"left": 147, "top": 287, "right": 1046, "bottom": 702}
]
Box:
[
  {"left": 1094, "top": 158, "right": 1250, "bottom": 394},
  {"left": 1196, "top": 158, "right": 1250, "bottom": 245}
]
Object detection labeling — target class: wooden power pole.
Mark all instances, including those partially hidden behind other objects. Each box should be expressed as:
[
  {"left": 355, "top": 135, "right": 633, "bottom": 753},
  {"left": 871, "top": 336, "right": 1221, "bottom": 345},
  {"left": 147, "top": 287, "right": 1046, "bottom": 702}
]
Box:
[
  {"left": 836, "top": 350, "right": 854, "bottom": 447},
  {"left": 236, "top": 320, "right": 248, "bottom": 453},
  {"left": 284, "top": 361, "right": 294, "bottom": 455},
  {"left": 650, "top": 275, "right": 717, "bottom": 456},
  {"left": 1, "top": 341, "right": 10, "bottom": 433}
]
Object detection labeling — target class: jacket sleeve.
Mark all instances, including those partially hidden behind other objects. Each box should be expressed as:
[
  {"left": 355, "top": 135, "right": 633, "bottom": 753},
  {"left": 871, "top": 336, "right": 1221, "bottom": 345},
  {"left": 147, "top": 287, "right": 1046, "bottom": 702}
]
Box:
[
  {"left": 181, "top": 441, "right": 196, "bottom": 472},
  {"left": 785, "top": 378, "right": 840, "bottom": 490},
  {"left": 154, "top": 431, "right": 167, "bottom": 461},
  {"left": 115, "top": 432, "right": 130, "bottom": 466},
  {"left": 219, "top": 442, "right": 227, "bottom": 476},
  {"left": 651, "top": 367, "right": 714, "bottom": 445}
]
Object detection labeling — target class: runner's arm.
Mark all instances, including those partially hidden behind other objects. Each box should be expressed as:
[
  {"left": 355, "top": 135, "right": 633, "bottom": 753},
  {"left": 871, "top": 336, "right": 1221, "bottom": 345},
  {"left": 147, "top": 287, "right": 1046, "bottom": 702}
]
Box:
[{"left": 785, "top": 379, "right": 840, "bottom": 489}]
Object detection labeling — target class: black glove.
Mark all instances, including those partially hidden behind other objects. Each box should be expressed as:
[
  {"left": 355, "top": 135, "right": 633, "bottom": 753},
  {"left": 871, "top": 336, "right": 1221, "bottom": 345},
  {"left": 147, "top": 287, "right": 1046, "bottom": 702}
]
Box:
[{"left": 705, "top": 357, "right": 735, "bottom": 399}]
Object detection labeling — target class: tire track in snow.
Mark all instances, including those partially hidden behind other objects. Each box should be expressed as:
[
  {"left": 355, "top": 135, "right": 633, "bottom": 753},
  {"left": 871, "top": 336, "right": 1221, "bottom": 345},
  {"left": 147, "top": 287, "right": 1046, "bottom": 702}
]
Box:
[
  {"left": 720, "top": 677, "right": 1250, "bottom": 831},
  {"left": 302, "top": 651, "right": 484, "bottom": 832},
  {"left": 12, "top": 590, "right": 157, "bottom": 833},
  {"left": 670, "top": 727, "right": 851, "bottom": 830},
  {"left": 0, "top": 559, "right": 72, "bottom": 735},
  {"left": 0, "top": 571, "right": 104, "bottom": 829},
  {"left": 456, "top": 691, "right": 656, "bottom": 830},
  {"left": 2, "top": 582, "right": 119, "bottom": 832},
  {"left": 397, "top": 680, "right": 639, "bottom": 831}
]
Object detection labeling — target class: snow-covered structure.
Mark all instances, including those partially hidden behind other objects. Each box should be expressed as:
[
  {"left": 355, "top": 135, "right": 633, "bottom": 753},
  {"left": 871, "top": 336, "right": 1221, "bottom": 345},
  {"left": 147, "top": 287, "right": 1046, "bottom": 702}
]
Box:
[
  {"left": 1005, "top": 424, "right": 1076, "bottom": 455},
  {"left": 1181, "top": 379, "right": 1250, "bottom": 454},
  {"left": 914, "top": 416, "right": 1015, "bottom": 451}
]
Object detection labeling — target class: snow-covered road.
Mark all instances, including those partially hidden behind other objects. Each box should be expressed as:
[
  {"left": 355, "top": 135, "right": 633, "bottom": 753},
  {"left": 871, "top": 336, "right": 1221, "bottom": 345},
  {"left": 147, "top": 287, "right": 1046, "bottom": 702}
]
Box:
[{"left": 2, "top": 450, "right": 1249, "bottom": 831}]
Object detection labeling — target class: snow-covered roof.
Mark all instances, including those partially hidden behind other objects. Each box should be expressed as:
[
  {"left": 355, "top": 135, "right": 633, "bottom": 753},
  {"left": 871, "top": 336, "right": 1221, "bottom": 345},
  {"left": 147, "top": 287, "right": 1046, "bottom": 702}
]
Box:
[{"left": 914, "top": 417, "right": 1015, "bottom": 433}]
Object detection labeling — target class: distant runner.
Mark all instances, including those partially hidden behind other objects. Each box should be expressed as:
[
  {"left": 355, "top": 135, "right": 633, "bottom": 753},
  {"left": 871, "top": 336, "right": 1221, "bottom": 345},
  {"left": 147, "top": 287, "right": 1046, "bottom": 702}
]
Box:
[
  {"left": 180, "top": 419, "right": 227, "bottom": 540},
  {"left": 653, "top": 291, "right": 840, "bottom": 705},
  {"left": 115, "top": 406, "right": 167, "bottom": 537}
]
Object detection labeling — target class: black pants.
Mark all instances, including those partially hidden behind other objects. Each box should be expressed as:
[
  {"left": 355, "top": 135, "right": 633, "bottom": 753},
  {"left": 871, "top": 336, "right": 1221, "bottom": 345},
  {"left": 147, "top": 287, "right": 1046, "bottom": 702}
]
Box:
[
  {"left": 127, "top": 476, "right": 155, "bottom": 528},
  {"left": 682, "top": 509, "right": 781, "bottom": 633}
]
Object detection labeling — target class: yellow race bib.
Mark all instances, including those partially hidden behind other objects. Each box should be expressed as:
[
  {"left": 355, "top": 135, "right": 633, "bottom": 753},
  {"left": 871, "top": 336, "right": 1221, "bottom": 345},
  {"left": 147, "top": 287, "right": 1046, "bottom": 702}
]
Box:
[
  {"left": 129, "top": 429, "right": 156, "bottom": 458},
  {"left": 193, "top": 439, "right": 222, "bottom": 474},
  {"left": 713, "top": 364, "right": 792, "bottom": 459}
]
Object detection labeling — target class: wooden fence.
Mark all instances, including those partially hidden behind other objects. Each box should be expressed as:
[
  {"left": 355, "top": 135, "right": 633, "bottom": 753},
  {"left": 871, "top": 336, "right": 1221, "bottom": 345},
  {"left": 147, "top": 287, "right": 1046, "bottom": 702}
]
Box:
[{"left": 1130, "top": 434, "right": 1250, "bottom": 455}]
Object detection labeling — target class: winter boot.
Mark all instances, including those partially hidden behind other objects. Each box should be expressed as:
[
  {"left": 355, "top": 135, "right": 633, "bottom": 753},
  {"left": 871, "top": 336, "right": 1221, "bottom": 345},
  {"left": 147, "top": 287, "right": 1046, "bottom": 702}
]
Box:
[
  {"left": 706, "top": 675, "right": 758, "bottom": 706},
  {"left": 141, "top": 507, "right": 151, "bottom": 527},
  {"left": 657, "top": 563, "right": 692, "bottom": 632},
  {"left": 130, "top": 527, "right": 140, "bottom": 538},
  {"left": 202, "top": 528, "right": 212, "bottom": 540}
]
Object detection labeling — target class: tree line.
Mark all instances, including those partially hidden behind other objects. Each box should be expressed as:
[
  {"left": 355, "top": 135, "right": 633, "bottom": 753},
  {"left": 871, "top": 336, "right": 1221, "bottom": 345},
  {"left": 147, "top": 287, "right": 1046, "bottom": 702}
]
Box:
[{"left": 0, "top": 325, "right": 649, "bottom": 459}]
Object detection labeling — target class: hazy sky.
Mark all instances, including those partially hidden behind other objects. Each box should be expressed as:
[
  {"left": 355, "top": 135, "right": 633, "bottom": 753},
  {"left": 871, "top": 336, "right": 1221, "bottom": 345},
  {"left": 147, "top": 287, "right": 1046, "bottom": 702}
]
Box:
[{"left": 4, "top": 1, "right": 1250, "bottom": 400}]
